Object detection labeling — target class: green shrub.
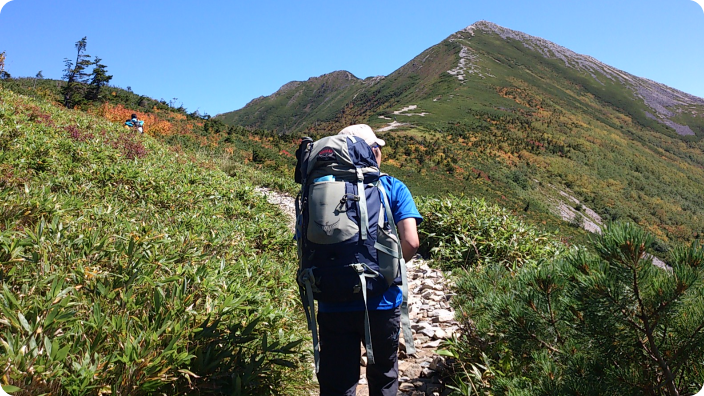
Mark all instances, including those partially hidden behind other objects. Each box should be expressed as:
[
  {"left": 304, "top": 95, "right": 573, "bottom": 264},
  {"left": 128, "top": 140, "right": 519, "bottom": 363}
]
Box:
[
  {"left": 445, "top": 222, "right": 704, "bottom": 395},
  {"left": 417, "top": 195, "right": 565, "bottom": 271}
]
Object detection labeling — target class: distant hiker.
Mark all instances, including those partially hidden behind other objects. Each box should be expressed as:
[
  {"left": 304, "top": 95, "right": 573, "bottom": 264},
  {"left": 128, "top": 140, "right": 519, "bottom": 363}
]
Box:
[
  {"left": 125, "top": 113, "right": 144, "bottom": 133},
  {"left": 294, "top": 124, "right": 422, "bottom": 396}
]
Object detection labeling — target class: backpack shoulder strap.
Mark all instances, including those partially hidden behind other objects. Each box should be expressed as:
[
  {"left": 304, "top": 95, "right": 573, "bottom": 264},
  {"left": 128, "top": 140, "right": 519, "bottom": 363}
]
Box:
[
  {"left": 356, "top": 168, "right": 369, "bottom": 241},
  {"left": 377, "top": 182, "right": 416, "bottom": 356}
]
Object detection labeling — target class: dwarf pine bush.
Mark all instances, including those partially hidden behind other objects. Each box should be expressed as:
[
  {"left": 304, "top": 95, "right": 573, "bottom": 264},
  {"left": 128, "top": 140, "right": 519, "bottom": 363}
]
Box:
[
  {"left": 447, "top": 222, "right": 704, "bottom": 396},
  {"left": 0, "top": 89, "right": 309, "bottom": 395}
]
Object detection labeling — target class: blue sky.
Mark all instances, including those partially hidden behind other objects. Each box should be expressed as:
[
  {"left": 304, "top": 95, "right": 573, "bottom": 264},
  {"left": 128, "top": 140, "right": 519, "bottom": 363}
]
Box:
[{"left": 0, "top": 0, "right": 703, "bottom": 116}]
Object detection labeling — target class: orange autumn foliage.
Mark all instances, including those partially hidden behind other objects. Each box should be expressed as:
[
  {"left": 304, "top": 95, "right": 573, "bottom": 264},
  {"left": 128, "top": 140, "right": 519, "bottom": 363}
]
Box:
[{"left": 91, "top": 103, "right": 173, "bottom": 136}]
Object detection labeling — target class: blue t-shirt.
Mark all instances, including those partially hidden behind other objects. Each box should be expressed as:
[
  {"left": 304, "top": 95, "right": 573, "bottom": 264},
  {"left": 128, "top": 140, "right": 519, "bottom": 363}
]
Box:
[{"left": 318, "top": 175, "right": 422, "bottom": 313}]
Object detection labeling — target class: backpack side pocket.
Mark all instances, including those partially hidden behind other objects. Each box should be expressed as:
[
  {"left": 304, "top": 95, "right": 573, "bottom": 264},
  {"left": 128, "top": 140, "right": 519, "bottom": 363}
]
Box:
[
  {"left": 307, "top": 181, "right": 359, "bottom": 244},
  {"left": 375, "top": 222, "right": 401, "bottom": 287}
]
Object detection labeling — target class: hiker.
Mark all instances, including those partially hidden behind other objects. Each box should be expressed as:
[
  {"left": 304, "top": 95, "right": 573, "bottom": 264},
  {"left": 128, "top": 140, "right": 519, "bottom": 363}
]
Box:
[
  {"left": 125, "top": 113, "right": 144, "bottom": 133},
  {"left": 295, "top": 124, "right": 422, "bottom": 396}
]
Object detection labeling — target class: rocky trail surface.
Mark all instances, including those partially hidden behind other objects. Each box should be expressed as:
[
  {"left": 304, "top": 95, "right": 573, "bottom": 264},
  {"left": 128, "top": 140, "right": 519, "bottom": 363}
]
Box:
[{"left": 256, "top": 187, "right": 457, "bottom": 396}]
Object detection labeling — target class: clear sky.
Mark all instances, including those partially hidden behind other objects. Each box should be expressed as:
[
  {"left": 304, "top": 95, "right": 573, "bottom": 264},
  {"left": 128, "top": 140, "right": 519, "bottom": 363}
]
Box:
[{"left": 0, "top": 0, "right": 702, "bottom": 116}]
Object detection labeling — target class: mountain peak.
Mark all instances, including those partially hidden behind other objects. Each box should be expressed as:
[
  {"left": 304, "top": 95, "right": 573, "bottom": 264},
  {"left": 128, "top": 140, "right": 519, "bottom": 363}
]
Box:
[
  {"left": 453, "top": 20, "right": 704, "bottom": 135},
  {"left": 463, "top": 20, "right": 504, "bottom": 34},
  {"left": 310, "top": 70, "right": 358, "bottom": 82}
]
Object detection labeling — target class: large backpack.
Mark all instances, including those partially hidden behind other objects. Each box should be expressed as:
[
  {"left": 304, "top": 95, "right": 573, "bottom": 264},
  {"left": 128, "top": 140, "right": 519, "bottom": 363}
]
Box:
[{"left": 294, "top": 134, "right": 415, "bottom": 372}]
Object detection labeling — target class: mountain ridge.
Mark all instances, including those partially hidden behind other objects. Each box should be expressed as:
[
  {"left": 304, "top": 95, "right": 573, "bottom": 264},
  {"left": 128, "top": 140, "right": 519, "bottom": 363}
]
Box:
[
  {"left": 215, "top": 20, "right": 704, "bottom": 246},
  {"left": 459, "top": 21, "right": 704, "bottom": 135},
  {"left": 219, "top": 20, "right": 703, "bottom": 137}
]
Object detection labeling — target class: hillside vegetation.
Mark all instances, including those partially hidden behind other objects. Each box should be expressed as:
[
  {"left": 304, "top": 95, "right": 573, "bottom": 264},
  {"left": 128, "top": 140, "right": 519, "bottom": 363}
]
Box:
[
  {"left": 419, "top": 198, "right": 704, "bottom": 396},
  {"left": 216, "top": 21, "right": 704, "bottom": 251},
  {"left": 3, "top": 23, "right": 704, "bottom": 394},
  {"left": 0, "top": 87, "right": 310, "bottom": 395},
  {"left": 1, "top": 77, "right": 704, "bottom": 396}
]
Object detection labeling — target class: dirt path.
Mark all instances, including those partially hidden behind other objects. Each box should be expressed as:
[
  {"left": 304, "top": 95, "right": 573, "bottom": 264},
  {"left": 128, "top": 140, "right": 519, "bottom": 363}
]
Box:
[{"left": 256, "top": 188, "right": 456, "bottom": 396}]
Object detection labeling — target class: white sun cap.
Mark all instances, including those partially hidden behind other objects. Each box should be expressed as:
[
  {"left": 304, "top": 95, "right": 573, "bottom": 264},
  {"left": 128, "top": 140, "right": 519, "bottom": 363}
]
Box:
[{"left": 338, "top": 124, "right": 386, "bottom": 147}]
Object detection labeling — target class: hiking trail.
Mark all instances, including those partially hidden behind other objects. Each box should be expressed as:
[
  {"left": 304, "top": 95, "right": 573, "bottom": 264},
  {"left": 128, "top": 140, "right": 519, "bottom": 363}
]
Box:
[{"left": 257, "top": 187, "right": 457, "bottom": 396}]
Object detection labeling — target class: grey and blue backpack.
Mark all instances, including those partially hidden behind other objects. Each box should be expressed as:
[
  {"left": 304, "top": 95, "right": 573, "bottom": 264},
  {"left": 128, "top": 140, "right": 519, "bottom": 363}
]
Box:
[{"left": 294, "top": 134, "right": 415, "bottom": 372}]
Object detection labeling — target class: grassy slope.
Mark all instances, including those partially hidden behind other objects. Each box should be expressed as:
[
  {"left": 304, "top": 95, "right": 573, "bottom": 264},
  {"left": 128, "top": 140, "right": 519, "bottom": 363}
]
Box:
[
  {"left": 217, "top": 71, "right": 370, "bottom": 133},
  {"left": 0, "top": 87, "right": 310, "bottom": 395}
]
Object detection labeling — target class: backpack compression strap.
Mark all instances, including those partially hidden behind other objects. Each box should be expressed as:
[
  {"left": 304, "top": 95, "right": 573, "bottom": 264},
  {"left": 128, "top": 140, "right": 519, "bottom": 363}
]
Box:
[
  {"left": 377, "top": 183, "right": 416, "bottom": 356},
  {"left": 349, "top": 166, "right": 375, "bottom": 364},
  {"left": 296, "top": 195, "right": 320, "bottom": 372},
  {"left": 298, "top": 268, "right": 320, "bottom": 373},
  {"left": 351, "top": 263, "right": 383, "bottom": 366}
]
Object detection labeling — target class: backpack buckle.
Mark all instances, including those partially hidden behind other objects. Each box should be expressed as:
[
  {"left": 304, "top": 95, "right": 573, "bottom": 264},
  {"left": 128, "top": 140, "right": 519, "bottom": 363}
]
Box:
[
  {"left": 337, "top": 194, "right": 360, "bottom": 211},
  {"left": 340, "top": 193, "right": 360, "bottom": 203},
  {"left": 350, "top": 263, "right": 365, "bottom": 274},
  {"left": 349, "top": 263, "right": 381, "bottom": 278},
  {"left": 297, "top": 268, "right": 321, "bottom": 293}
]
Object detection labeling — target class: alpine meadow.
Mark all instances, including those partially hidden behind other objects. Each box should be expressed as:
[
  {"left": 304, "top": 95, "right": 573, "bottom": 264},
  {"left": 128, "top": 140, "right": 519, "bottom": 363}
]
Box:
[{"left": 1, "top": 20, "right": 704, "bottom": 396}]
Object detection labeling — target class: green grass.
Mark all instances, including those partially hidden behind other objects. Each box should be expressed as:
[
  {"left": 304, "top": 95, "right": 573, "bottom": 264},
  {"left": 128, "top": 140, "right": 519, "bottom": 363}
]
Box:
[{"left": 0, "top": 88, "right": 311, "bottom": 395}]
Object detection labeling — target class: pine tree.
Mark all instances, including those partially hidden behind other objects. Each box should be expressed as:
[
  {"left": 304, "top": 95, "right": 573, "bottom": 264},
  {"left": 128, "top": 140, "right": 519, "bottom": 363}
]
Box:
[
  {"left": 61, "top": 37, "right": 92, "bottom": 108},
  {"left": 33, "top": 70, "right": 43, "bottom": 89},
  {"left": 567, "top": 224, "right": 704, "bottom": 395},
  {"left": 452, "top": 222, "right": 704, "bottom": 395},
  {"left": 0, "top": 52, "right": 9, "bottom": 80},
  {"left": 87, "top": 56, "right": 112, "bottom": 101}
]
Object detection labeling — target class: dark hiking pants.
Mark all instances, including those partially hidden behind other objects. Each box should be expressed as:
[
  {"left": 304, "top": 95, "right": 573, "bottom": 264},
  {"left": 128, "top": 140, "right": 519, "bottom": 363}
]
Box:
[{"left": 317, "top": 306, "right": 401, "bottom": 396}]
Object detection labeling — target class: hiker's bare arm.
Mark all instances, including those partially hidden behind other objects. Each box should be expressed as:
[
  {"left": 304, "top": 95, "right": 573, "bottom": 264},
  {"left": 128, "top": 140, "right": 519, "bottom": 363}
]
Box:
[{"left": 397, "top": 218, "right": 420, "bottom": 262}]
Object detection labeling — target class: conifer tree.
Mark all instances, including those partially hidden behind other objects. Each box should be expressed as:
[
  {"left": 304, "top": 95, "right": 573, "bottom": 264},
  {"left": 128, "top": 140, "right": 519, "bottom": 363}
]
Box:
[
  {"left": 33, "top": 70, "right": 43, "bottom": 89},
  {"left": 0, "top": 52, "right": 9, "bottom": 80},
  {"left": 453, "top": 222, "right": 704, "bottom": 395},
  {"left": 87, "top": 56, "right": 112, "bottom": 101},
  {"left": 566, "top": 223, "right": 703, "bottom": 395},
  {"left": 61, "top": 37, "right": 92, "bottom": 108}
]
